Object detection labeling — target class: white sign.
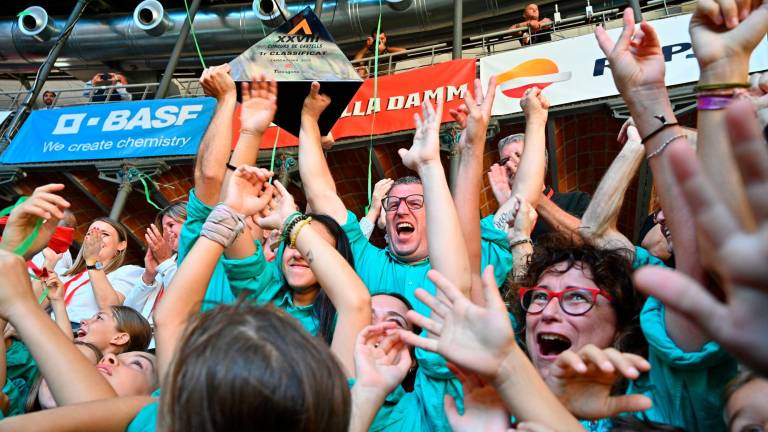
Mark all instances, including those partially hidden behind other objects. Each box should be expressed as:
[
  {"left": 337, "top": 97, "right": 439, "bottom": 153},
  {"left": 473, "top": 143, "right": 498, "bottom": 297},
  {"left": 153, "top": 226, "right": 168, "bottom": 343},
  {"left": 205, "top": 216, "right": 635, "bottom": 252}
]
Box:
[{"left": 480, "top": 13, "right": 768, "bottom": 115}]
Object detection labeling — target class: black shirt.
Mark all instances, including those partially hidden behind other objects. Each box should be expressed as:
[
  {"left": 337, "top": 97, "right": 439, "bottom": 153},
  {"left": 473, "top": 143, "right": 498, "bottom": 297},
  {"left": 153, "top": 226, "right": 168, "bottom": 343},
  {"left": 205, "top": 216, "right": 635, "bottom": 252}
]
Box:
[{"left": 531, "top": 186, "right": 591, "bottom": 242}]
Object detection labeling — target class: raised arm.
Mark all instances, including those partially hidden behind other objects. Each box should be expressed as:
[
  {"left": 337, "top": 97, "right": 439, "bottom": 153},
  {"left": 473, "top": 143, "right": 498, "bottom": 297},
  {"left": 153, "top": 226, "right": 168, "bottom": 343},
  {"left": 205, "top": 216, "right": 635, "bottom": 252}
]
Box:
[
  {"left": 0, "top": 184, "right": 70, "bottom": 260},
  {"left": 494, "top": 89, "right": 548, "bottom": 230},
  {"left": 579, "top": 119, "right": 644, "bottom": 252},
  {"left": 399, "top": 99, "right": 471, "bottom": 294},
  {"left": 43, "top": 271, "right": 76, "bottom": 339},
  {"left": 0, "top": 251, "right": 115, "bottom": 405},
  {"left": 450, "top": 78, "right": 497, "bottom": 274},
  {"left": 82, "top": 227, "right": 125, "bottom": 307},
  {"left": 154, "top": 166, "right": 274, "bottom": 380},
  {"left": 299, "top": 82, "right": 348, "bottom": 222},
  {"left": 689, "top": 0, "right": 768, "bottom": 227},
  {"left": 194, "top": 64, "right": 237, "bottom": 206},
  {"left": 596, "top": 9, "right": 709, "bottom": 351},
  {"left": 257, "top": 182, "right": 372, "bottom": 376}
]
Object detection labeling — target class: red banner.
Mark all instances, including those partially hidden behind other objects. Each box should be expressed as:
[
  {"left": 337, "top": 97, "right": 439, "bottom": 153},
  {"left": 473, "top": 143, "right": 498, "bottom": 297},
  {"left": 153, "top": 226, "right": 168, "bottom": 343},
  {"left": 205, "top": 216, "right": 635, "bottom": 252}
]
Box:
[{"left": 231, "top": 59, "right": 477, "bottom": 149}]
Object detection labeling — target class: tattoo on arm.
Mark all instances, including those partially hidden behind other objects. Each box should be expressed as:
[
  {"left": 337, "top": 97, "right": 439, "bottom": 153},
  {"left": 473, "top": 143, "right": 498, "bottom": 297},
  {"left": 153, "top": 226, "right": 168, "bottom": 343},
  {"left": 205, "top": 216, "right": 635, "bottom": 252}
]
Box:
[
  {"left": 495, "top": 211, "right": 513, "bottom": 231},
  {"left": 302, "top": 249, "right": 314, "bottom": 265}
]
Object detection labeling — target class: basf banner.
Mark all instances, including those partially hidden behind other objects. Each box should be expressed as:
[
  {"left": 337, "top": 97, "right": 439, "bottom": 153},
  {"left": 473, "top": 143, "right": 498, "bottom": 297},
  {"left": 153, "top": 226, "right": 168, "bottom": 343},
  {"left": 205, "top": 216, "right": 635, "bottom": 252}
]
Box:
[
  {"left": 1, "top": 97, "right": 216, "bottom": 164},
  {"left": 231, "top": 59, "right": 477, "bottom": 149},
  {"left": 481, "top": 13, "right": 768, "bottom": 116}
]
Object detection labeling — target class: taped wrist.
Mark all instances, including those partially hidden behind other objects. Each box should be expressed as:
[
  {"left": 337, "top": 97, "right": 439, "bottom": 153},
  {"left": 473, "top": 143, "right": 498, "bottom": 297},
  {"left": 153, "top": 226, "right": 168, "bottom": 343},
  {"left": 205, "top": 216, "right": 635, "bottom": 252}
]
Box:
[{"left": 201, "top": 204, "right": 246, "bottom": 248}]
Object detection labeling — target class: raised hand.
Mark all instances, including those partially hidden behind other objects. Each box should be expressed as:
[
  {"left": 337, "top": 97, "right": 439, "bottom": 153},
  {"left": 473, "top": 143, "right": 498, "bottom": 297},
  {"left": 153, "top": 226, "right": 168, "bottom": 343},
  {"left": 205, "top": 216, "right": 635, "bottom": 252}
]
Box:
[
  {"left": 142, "top": 247, "right": 159, "bottom": 283},
  {"left": 42, "top": 247, "right": 63, "bottom": 271},
  {"left": 488, "top": 164, "right": 513, "bottom": 205},
  {"left": 354, "top": 323, "right": 412, "bottom": 394},
  {"left": 43, "top": 272, "right": 65, "bottom": 302},
  {"left": 145, "top": 223, "right": 172, "bottom": 264},
  {"left": 398, "top": 99, "right": 444, "bottom": 171},
  {"left": 240, "top": 73, "right": 277, "bottom": 135},
  {"left": 445, "top": 365, "right": 510, "bottom": 432},
  {"left": 394, "top": 266, "right": 516, "bottom": 379},
  {"left": 0, "top": 184, "right": 70, "bottom": 258},
  {"left": 617, "top": 118, "right": 642, "bottom": 146},
  {"left": 689, "top": 0, "right": 768, "bottom": 83},
  {"left": 199, "top": 64, "right": 235, "bottom": 101},
  {"left": 302, "top": 82, "right": 331, "bottom": 122},
  {"left": 82, "top": 227, "right": 104, "bottom": 263},
  {"left": 634, "top": 100, "right": 768, "bottom": 375},
  {"left": 595, "top": 9, "right": 666, "bottom": 100},
  {"left": 450, "top": 78, "right": 498, "bottom": 149},
  {"left": 256, "top": 180, "right": 297, "bottom": 231},
  {"left": 520, "top": 87, "right": 550, "bottom": 122},
  {"left": 222, "top": 166, "right": 275, "bottom": 217},
  {"left": 545, "top": 345, "right": 652, "bottom": 420}
]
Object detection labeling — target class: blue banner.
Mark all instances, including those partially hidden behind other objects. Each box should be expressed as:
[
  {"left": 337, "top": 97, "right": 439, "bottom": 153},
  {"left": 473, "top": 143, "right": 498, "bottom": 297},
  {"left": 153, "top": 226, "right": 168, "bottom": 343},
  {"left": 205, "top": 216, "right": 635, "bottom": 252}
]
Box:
[{"left": 1, "top": 97, "right": 216, "bottom": 164}]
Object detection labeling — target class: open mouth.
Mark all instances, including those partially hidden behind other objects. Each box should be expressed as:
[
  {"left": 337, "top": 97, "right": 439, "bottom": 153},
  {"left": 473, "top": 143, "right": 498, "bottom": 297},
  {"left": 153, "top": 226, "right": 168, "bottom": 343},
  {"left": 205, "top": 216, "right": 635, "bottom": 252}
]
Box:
[
  {"left": 395, "top": 222, "right": 414, "bottom": 235},
  {"left": 75, "top": 328, "right": 88, "bottom": 338},
  {"left": 537, "top": 333, "right": 572, "bottom": 357}
]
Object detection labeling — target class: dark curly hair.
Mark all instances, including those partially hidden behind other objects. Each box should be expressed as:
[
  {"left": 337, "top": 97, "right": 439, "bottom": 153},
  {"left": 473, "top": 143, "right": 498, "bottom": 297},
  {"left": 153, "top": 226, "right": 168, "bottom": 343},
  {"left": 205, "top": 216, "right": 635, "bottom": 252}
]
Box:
[{"left": 510, "top": 235, "right": 647, "bottom": 357}]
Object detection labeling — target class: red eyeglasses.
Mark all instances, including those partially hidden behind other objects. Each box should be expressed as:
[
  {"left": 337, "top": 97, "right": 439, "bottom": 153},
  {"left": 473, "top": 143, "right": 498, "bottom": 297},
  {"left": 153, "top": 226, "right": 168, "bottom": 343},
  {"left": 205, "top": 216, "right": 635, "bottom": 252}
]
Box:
[{"left": 518, "top": 287, "right": 613, "bottom": 316}]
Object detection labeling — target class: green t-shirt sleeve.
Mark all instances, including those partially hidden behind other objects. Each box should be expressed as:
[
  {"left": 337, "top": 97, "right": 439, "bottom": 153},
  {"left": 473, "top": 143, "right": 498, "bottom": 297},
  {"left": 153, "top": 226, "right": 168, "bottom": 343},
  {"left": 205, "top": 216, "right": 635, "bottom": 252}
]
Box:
[
  {"left": 632, "top": 245, "right": 666, "bottom": 269},
  {"left": 126, "top": 390, "right": 160, "bottom": 432},
  {"left": 177, "top": 189, "right": 212, "bottom": 264},
  {"left": 631, "top": 297, "right": 737, "bottom": 431},
  {"left": 480, "top": 214, "right": 513, "bottom": 287},
  {"left": 3, "top": 340, "right": 39, "bottom": 417}
]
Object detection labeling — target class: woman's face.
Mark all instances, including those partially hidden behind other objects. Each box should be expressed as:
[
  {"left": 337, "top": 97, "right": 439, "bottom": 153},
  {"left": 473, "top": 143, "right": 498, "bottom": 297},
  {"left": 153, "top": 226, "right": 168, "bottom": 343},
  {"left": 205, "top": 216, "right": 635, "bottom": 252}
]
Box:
[
  {"left": 96, "top": 352, "right": 158, "bottom": 397},
  {"left": 726, "top": 377, "right": 768, "bottom": 432},
  {"left": 38, "top": 344, "right": 101, "bottom": 409},
  {"left": 76, "top": 308, "right": 125, "bottom": 352},
  {"left": 161, "top": 215, "right": 183, "bottom": 252},
  {"left": 371, "top": 295, "right": 413, "bottom": 332},
  {"left": 87, "top": 220, "right": 126, "bottom": 263},
  {"left": 281, "top": 223, "right": 335, "bottom": 291},
  {"left": 524, "top": 262, "right": 618, "bottom": 375}
]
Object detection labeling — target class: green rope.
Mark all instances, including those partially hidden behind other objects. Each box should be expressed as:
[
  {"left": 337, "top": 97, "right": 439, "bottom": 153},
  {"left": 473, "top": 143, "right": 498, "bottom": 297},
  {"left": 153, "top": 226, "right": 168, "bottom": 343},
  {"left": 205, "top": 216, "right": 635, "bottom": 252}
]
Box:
[
  {"left": 183, "top": 0, "right": 207, "bottom": 69},
  {"left": 137, "top": 173, "right": 164, "bottom": 211},
  {"left": 37, "top": 286, "right": 49, "bottom": 305},
  {"left": 366, "top": 1, "right": 383, "bottom": 214},
  {"left": 269, "top": 128, "right": 281, "bottom": 184}
]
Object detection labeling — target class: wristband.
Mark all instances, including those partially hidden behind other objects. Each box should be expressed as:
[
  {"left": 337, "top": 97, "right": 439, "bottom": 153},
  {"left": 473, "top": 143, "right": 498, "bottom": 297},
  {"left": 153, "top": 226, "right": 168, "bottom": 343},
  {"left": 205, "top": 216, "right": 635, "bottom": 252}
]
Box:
[
  {"left": 225, "top": 162, "right": 237, "bottom": 171},
  {"left": 642, "top": 115, "right": 679, "bottom": 143},
  {"left": 508, "top": 237, "right": 532, "bottom": 248},
  {"left": 280, "top": 212, "right": 304, "bottom": 240},
  {"left": 693, "top": 82, "right": 750, "bottom": 92},
  {"left": 697, "top": 95, "right": 733, "bottom": 111},
  {"left": 240, "top": 129, "right": 262, "bottom": 136}
]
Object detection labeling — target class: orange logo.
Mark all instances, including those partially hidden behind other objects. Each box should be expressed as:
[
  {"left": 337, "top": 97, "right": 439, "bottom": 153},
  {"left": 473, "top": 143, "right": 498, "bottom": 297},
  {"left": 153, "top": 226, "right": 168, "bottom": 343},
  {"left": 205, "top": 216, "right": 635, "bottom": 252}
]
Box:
[
  {"left": 496, "top": 58, "right": 571, "bottom": 99},
  {"left": 288, "top": 19, "right": 312, "bottom": 35}
]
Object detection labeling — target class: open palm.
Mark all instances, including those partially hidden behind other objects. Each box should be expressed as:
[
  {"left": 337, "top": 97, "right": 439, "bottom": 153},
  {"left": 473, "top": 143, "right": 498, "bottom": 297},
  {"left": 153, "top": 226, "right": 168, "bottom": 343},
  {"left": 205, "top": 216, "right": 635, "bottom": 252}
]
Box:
[
  {"left": 595, "top": 9, "right": 666, "bottom": 96},
  {"left": 397, "top": 267, "right": 516, "bottom": 379},
  {"left": 240, "top": 74, "right": 277, "bottom": 133},
  {"left": 399, "top": 99, "right": 444, "bottom": 171}
]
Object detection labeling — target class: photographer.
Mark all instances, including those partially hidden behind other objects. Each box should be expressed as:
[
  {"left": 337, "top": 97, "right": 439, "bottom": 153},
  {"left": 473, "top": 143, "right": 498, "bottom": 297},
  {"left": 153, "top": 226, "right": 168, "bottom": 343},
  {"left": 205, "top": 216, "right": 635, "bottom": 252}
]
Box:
[{"left": 82, "top": 72, "right": 132, "bottom": 103}]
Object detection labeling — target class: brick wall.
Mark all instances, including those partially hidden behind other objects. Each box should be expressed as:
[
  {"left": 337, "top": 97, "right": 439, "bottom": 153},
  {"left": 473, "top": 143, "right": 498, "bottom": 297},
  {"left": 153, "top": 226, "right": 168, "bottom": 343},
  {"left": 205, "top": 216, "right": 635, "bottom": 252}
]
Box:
[{"left": 10, "top": 106, "right": 649, "bottom": 264}]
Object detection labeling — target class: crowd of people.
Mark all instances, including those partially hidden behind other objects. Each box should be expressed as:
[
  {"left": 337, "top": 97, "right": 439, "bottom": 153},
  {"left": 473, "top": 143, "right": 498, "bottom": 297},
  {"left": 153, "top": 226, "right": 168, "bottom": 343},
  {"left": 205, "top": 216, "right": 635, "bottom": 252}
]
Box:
[{"left": 0, "top": 1, "right": 767, "bottom": 431}]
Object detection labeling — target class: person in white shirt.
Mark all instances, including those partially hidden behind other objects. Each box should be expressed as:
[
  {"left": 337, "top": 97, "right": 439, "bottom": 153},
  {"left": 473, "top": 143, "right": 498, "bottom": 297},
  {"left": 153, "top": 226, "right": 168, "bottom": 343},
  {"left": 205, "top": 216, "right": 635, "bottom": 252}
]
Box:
[
  {"left": 82, "top": 72, "right": 133, "bottom": 103},
  {"left": 56, "top": 218, "right": 143, "bottom": 327},
  {"left": 124, "top": 202, "right": 187, "bottom": 335}
]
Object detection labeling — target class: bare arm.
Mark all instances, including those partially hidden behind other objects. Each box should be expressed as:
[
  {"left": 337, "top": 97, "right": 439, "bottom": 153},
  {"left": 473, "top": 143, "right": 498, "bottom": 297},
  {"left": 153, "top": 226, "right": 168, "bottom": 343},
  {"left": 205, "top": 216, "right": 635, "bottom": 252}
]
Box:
[
  {"left": 579, "top": 120, "right": 644, "bottom": 252},
  {"left": 194, "top": 64, "right": 237, "bottom": 206},
  {"left": 0, "top": 252, "right": 116, "bottom": 406},
  {"left": 451, "top": 78, "right": 497, "bottom": 275},
  {"left": 0, "top": 396, "right": 154, "bottom": 432},
  {"left": 536, "top": 196, "right": 583, "bottom": 240},
  {"left": 399, "top": 99, "right": 472, "bottom": 294},
  {"left": 46, "top": 272, "right": 76, "bottom": 340},
  {"left": 494, "top": 88, "right": 548, "bottom": 229},
  {"left": 299, "top": 82, "right": 348, "bottom": 223}
]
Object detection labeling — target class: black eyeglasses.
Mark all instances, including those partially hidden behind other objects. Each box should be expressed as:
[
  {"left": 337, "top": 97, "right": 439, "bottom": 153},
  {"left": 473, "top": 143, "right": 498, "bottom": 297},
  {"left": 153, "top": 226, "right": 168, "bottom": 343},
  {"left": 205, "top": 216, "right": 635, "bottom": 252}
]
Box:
[{"left": 382, "top": 194, "right": 424, "bottom": 212}]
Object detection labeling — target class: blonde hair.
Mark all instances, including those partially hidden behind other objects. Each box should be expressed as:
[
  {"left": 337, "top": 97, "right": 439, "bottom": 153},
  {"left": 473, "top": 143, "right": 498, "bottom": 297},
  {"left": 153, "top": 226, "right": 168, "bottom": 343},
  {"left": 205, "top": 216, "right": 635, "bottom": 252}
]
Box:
[{"left": 65, "top": 217, "right": 128, "bottom": 277}]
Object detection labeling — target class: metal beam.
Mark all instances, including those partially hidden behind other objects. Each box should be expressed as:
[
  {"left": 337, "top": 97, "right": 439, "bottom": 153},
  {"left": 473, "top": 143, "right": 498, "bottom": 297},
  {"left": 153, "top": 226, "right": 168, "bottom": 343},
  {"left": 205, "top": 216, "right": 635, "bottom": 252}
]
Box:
[
  {"left": 452, "top": 0, "right": 463, "bottom": 59},
  {"left": 0, "top": 0, "right": 90, "bottom": 151},
  {"left": 155, "top": 0, "right": 203, "bottom": 99}
]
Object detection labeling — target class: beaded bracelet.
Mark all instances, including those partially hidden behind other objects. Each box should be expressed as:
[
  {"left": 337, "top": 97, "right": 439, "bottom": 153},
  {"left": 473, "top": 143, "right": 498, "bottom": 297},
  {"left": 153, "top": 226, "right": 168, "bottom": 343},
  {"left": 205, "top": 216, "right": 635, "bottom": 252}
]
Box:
[
  {"left": 508, "top": 237, "right": 532, "bottom": 248},
  {"left": 289, "top": 217, "right": 313, "bottom": 249},
  {"left": 281, "top": 212, "right": 306, "bottom": 244}
]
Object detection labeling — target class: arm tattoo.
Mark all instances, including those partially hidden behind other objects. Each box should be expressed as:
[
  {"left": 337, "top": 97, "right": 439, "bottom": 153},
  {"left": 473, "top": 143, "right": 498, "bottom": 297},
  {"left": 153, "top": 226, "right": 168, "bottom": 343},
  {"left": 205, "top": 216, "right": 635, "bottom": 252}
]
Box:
[{"left": 495, "top": 210, "right": 513, "bottom": 231}]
